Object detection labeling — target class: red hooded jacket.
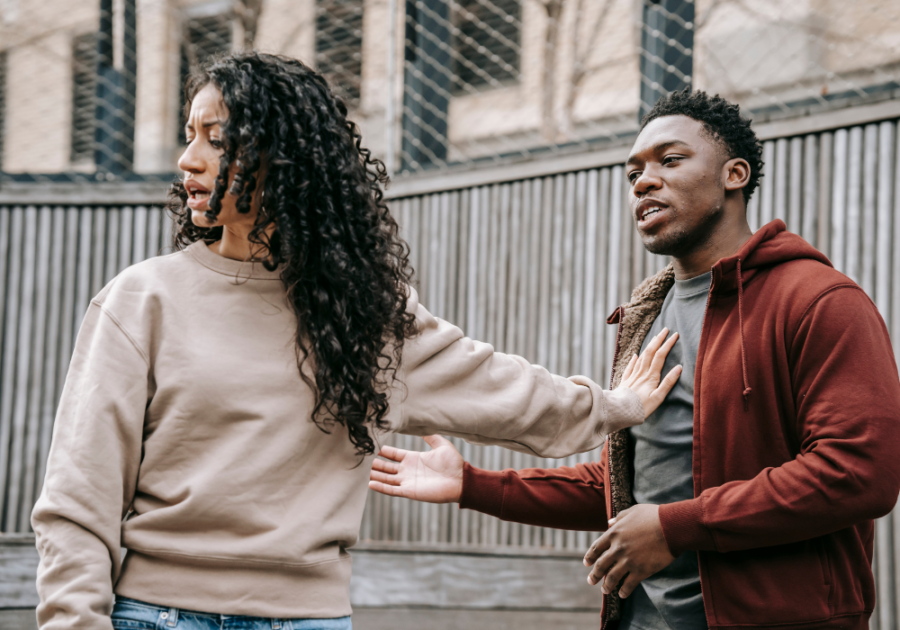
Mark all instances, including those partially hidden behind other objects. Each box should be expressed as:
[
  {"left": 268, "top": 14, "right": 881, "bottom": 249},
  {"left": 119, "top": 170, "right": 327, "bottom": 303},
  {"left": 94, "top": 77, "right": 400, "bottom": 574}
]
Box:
[{"left": 461, "top": 221, "right": 900, "bottom": 629}]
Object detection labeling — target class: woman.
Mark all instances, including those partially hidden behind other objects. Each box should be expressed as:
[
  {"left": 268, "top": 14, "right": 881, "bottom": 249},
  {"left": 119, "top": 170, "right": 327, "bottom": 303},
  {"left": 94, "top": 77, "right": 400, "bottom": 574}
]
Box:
[{"left": 31, "top": 52, "right": 681, "bottom": 630}]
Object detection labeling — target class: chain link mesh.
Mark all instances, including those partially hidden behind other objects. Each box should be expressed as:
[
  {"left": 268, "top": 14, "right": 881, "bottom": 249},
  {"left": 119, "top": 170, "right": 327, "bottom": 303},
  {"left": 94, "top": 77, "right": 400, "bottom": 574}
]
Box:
[{"left": 0, "top": 0, "right": 897, "bottom": 182}]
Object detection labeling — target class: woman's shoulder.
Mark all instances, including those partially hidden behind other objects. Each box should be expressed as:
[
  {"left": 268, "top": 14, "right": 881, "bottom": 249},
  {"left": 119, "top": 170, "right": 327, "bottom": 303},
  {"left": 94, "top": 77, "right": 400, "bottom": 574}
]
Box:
[{"left": 92, "top": 247, "right": 194, "bottom": 308}]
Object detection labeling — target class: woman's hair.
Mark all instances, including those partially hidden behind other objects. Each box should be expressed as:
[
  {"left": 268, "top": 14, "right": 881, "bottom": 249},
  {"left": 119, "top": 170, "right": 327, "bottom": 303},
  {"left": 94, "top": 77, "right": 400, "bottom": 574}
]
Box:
[{"left": 168, "top": 52, "right": 417, "bottom": 456}]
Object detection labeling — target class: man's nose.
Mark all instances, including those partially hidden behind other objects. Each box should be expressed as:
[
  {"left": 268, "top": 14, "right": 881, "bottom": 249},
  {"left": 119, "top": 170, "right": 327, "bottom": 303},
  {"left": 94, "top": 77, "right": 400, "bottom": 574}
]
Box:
[{"left": 632, "top": 167, "right": 661, "bottom": 196}]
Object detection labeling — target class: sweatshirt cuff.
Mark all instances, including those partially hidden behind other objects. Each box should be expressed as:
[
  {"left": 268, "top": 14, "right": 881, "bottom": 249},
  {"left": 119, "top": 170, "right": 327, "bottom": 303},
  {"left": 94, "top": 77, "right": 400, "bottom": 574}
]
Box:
[
  {"left": 602, "top": 387, "right": 645, "bottom": 434},
  {"left": 658, "top": 498, "right": 717, "bottom": 556},
  {"left": 459, "top": 462, "right": 506, "bottom": 518}
]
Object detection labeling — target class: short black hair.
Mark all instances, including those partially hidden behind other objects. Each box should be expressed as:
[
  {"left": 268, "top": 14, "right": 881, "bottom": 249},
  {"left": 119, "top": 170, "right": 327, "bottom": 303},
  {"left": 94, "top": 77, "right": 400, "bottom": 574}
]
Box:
[{"left": 641, "top": 89, "right": 764, "bottom": 204}]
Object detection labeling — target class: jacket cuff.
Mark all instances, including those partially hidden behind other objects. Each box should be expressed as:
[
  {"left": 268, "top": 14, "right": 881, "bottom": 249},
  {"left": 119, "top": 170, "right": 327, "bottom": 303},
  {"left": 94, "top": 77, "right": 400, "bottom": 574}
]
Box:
[
  {"left": 459, "top": 462, "right": 506, "bottom": 518},
  {"left": 658, "top": 498, "right": 717, "bottom": 556}
]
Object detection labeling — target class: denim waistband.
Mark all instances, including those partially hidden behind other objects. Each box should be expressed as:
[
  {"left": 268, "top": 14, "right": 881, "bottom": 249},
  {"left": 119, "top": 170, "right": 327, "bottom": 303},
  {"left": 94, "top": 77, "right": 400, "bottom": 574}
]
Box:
[{"left": 113, "top": 597, "right": 352, "bottom": 630}]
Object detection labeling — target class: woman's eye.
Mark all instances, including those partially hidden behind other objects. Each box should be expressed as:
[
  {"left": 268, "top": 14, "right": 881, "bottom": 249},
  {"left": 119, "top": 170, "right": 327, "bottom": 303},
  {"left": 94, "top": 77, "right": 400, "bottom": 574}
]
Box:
[{"left": 210, "top": 139, "right": 223, "bottom": 149}]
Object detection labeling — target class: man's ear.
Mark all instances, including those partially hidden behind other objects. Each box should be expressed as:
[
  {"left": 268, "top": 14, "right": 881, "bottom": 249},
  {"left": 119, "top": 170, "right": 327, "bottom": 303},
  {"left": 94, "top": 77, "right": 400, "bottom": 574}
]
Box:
[{"left": 723, "top": 158, "right": 751, "bottom": 193}]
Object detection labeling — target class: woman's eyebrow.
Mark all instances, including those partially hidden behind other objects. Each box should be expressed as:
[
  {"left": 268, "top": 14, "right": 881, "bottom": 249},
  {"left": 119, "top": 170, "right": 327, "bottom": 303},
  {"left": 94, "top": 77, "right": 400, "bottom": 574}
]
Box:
[{"left": 184, "top": 120, "right": 225, "bottom": 132}]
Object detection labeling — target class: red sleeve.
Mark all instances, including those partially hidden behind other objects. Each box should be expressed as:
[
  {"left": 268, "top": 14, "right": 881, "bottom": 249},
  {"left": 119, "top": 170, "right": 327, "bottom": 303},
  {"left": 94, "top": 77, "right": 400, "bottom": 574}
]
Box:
[
  {"left": 459, "top": 447, "right": 609, "bottom": 531},
  {"left": 659, "top": 286, "right": 900, "bottom": 555}
]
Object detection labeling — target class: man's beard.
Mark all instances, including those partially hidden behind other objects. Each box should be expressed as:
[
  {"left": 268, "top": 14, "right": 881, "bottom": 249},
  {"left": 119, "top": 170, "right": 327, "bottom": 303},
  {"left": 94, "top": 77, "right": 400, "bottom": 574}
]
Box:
[{"left": 639, "top": 206, "right": 723, "bottom": 258}]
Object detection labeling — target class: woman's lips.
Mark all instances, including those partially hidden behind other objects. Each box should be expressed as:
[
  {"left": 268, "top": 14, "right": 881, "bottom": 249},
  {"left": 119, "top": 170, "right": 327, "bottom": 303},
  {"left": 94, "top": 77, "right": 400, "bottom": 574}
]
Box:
[{"left": 187, "top": 190, "right": 211, "bottom": 210}]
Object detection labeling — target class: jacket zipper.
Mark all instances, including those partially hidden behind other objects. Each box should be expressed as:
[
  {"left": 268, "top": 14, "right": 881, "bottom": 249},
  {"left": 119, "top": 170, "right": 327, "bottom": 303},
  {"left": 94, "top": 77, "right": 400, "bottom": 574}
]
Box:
[
  {"left": 692, "top": 269, "right": 716, "bottom": 628},
  {"left": 601, "top": 305, "right": 627, "bottom": 630},
  {"left": 601, "top": 275, "right": 715, "bottom": 629}
]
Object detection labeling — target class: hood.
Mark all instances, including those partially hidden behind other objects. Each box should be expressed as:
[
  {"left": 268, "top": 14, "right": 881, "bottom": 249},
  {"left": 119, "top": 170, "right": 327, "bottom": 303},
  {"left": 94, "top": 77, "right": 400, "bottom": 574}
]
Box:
[
  {"left": 715, "top": 219, "right": 832, "bottom": 408},
  {"left": 609, "top": 220, "right": 833, "bottom": 408},
  {"left": 713, "top": 219, "right": 832, "bottom": 293}
]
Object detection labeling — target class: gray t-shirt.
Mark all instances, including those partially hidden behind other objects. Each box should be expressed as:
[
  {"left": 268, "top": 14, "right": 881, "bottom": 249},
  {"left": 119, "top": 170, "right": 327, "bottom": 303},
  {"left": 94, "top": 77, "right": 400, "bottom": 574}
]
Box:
[{"left": 621, "top": 271, "right": 710, "bottom": 630}]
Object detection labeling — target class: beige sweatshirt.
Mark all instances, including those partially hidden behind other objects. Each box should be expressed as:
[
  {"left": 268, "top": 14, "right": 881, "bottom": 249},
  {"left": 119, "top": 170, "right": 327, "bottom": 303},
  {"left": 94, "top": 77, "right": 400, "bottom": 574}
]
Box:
[{"left": 31, "top": 241, "right": 643, "bottom": 629}]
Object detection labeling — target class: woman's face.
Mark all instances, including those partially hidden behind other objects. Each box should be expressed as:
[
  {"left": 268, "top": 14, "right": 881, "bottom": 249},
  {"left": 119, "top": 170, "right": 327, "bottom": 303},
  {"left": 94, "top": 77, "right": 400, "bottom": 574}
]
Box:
[{"left": 177, "top": 83, "right": 259, "bottom": 231}]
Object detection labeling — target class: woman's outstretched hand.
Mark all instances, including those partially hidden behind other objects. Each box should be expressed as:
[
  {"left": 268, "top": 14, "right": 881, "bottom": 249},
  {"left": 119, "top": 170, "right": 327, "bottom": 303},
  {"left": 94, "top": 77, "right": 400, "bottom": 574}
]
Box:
[
  {"left": 369, "top": 435, "right": 464, "bottom": 503},
  {"left": 618, "top": 327, "right": 683, "bottom": 418}
]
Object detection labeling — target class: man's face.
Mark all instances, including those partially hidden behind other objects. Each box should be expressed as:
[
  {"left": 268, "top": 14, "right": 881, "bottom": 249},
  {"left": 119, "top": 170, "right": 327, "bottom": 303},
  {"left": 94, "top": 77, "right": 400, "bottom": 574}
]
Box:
[{"left": 626, "top": 115, "right": 730, "bottom": 257}]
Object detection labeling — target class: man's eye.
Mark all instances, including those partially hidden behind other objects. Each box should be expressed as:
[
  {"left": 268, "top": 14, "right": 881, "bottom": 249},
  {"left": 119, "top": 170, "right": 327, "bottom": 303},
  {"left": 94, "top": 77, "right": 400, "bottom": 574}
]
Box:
[
  {"left": 628, "top": 171, "right": 641, "bottom": 183},
  {"left": 663, "top": 156, "right": 682, "bottom": 165}
]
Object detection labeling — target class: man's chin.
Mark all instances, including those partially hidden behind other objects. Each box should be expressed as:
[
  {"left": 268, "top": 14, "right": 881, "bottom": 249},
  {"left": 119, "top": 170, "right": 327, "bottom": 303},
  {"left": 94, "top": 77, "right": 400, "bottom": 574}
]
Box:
[{"left": 640, "top": 231, "right": 684, "bottom": 257}]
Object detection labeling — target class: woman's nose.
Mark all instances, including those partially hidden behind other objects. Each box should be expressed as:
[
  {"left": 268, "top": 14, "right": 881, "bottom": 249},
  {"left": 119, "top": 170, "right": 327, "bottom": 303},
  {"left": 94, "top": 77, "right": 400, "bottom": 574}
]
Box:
[{"left": 177, "top": 140, "right": 203, "bottom": 174}]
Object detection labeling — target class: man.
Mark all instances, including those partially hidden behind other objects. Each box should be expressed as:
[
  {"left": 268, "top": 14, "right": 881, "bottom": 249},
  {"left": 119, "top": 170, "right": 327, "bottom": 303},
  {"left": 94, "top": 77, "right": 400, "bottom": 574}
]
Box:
[{"left": 368, "top": 90, "right": 900, "bottom": 629}]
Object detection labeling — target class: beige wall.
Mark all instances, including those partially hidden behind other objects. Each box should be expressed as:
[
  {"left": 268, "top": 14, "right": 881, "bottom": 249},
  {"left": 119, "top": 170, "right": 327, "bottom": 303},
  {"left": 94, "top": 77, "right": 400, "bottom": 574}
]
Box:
[
  {"left": 448, "top": 0, "right": 642, "bottom": 162},
  {"left": 134, "top": 0, "right": 183, "bottom": 173},
  {"left": 1, "top": 0, "right": 98, "bottom": 172},
  {"left": 694, "top": 0, "right": 900, "bottom": 109}
]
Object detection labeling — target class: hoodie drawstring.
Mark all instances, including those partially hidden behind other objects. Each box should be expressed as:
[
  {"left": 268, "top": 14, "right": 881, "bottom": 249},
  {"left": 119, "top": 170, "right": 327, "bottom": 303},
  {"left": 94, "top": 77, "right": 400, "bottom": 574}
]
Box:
[{"left": 737, "top": 259, "right": 752, "bottom": 409}]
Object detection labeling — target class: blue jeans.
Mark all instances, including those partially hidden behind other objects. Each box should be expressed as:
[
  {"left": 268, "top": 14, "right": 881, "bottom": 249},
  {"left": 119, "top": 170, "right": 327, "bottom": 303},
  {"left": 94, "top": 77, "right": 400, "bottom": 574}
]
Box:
[{"left": 111, "top": 597, "right": 352, "bottom": 630}]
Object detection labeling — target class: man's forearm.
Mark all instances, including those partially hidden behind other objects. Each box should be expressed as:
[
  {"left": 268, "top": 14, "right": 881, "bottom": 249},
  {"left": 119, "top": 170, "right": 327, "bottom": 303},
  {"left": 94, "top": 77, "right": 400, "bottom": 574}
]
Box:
[
  {"left": 461, "top": 461, "right": 608, "bottom": 531},
  {"left": 658, "top": 441, "right": 900, "bottom": 556}
]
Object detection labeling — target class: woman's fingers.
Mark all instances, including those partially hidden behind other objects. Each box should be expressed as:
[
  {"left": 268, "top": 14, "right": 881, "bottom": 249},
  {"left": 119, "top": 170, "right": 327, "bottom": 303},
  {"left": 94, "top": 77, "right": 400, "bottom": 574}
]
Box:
[
  {"left": 645, "top": 365, "right": 683, "bottom": 412},
  {"left": 368, "top": 480, "right": 406, "bottom": 497},
  {"left": 377, "top": 445, "right": 409, "bottom": 463},
  {"left": 423, "top": 435, "right": 452, "bottom": 450},
  {"left": 649, "top": 332, "right": 679, "bottom": 377},
  {"left": 638, "top": 328, "right": 668, "bottom": 370},
  {"left": 655, "top": 365, "right": 683, "bottom": 399},
  {"left": 371, "top": 458, "right": 400, "bottom": 474},
  {"left": 369, "top": 469, "right": 402, "bottom": 486}
]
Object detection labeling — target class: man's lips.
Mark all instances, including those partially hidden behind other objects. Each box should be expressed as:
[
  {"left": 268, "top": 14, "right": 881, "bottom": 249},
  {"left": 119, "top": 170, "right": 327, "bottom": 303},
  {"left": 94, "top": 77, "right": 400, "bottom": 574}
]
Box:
[{"left": 635, "top": 199, "right": 670, "bottom": 227}]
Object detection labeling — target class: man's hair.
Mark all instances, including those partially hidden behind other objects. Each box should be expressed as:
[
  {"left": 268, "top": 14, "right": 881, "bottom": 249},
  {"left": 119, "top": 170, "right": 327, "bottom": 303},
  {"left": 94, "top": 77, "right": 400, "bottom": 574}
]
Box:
[{"left": 641, "top": 89, "right": 764, "bottom": 204}]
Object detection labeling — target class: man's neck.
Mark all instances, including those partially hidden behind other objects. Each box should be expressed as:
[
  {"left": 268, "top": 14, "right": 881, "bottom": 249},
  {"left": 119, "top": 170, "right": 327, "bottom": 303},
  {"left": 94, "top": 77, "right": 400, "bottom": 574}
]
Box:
[{"left": 672, "top": 216, "right": 753, "bottom": 280}]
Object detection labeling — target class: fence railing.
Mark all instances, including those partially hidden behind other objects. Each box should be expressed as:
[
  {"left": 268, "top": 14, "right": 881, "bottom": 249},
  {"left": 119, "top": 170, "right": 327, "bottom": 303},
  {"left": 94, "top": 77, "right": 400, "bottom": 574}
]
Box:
[
  {"left": 2, "top": 113, "right": 900, "bottom": 626},
  {"left": 4, "top": 0, "right": 899, "bottom": 182}
]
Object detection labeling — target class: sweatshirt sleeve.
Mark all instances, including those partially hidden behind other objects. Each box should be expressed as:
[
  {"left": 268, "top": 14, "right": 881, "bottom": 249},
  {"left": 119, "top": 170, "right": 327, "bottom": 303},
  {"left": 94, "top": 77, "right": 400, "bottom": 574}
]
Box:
[
  {"left": 659, "top": 286, "right": 900, "bottom": 556},
  {"left": 459, "top": 454, "right": 609, "bottom": 531},
  {"left": 391, "top": 290, "right": 644, "bottom": 458},
  {"left": 31, "top": 300, "right": 151, "bottom": 630}
]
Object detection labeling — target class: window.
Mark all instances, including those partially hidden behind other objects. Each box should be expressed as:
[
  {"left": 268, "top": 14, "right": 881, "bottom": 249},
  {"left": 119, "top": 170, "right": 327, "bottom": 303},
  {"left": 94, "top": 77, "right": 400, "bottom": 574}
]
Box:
[
  {"left": 639, "top": 0, "right": 694, "bottom": 119},
  {"left": 451, "top": 0, "right": 521, "bottom": 94},
  {"left": 315, "top": 0, "right": 364, "bottom": 110},
  {"left": 71, "top": 33, "right": 98, "bottom": 163},
  {"left": 182, "top": 13, "right": 233, "bottom": 69},
  {"left": 179, "top": 13, "right": 233, "bottom": 143}
]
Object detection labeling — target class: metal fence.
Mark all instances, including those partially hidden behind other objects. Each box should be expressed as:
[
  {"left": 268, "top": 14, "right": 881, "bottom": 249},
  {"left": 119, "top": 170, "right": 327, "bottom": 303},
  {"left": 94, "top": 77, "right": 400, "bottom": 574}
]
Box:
[
  {"left": 394, "top": 0, "right": 900, "bottom": 174},
  {"left": 3, "top": 113, "right": 900, "bottom": 625},
  {"left": 2, "top": 0, "right": 898, "bottom": 181}
]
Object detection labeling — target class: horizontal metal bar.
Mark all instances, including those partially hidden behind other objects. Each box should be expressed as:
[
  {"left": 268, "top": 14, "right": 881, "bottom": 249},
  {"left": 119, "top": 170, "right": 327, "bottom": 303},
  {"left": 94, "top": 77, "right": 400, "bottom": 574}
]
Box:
[
  {"left": 386, "top": 142, "right": 633, "bottom": 199},
  {"left": 3, "top": 100, "right": 899, "bottom": 205},
  {"left": 0, "top": 182, "right": 170, "bottom": 206}
]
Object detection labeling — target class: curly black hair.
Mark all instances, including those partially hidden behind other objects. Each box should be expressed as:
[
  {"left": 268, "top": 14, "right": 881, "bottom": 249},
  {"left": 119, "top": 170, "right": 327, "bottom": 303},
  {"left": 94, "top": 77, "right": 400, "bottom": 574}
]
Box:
[
  {"left": 641, "top": 88, "right": 764, "bottom": 204},
  {"left": 168, "top": 52, "right": 417, "bottom": 456}
]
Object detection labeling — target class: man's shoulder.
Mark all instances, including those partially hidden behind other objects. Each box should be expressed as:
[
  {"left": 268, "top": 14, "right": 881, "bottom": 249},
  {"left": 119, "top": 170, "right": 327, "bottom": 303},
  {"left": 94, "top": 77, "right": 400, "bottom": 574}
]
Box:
[
  {"left": 762, "top": 258, "right": 876, "bottom": 325},
  {"left": 764, "top": 257, "right": 859, "bottom": 295}
]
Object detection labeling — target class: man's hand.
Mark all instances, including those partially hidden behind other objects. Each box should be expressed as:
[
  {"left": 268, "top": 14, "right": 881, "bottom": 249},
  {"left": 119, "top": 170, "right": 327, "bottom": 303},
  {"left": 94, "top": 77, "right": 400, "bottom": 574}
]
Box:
[
  {"left": 582, "top": 504, "right": 676, "bottom": 598},
  {"left": 368, "top": 435, "right": 464, "bottom": 503}
]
